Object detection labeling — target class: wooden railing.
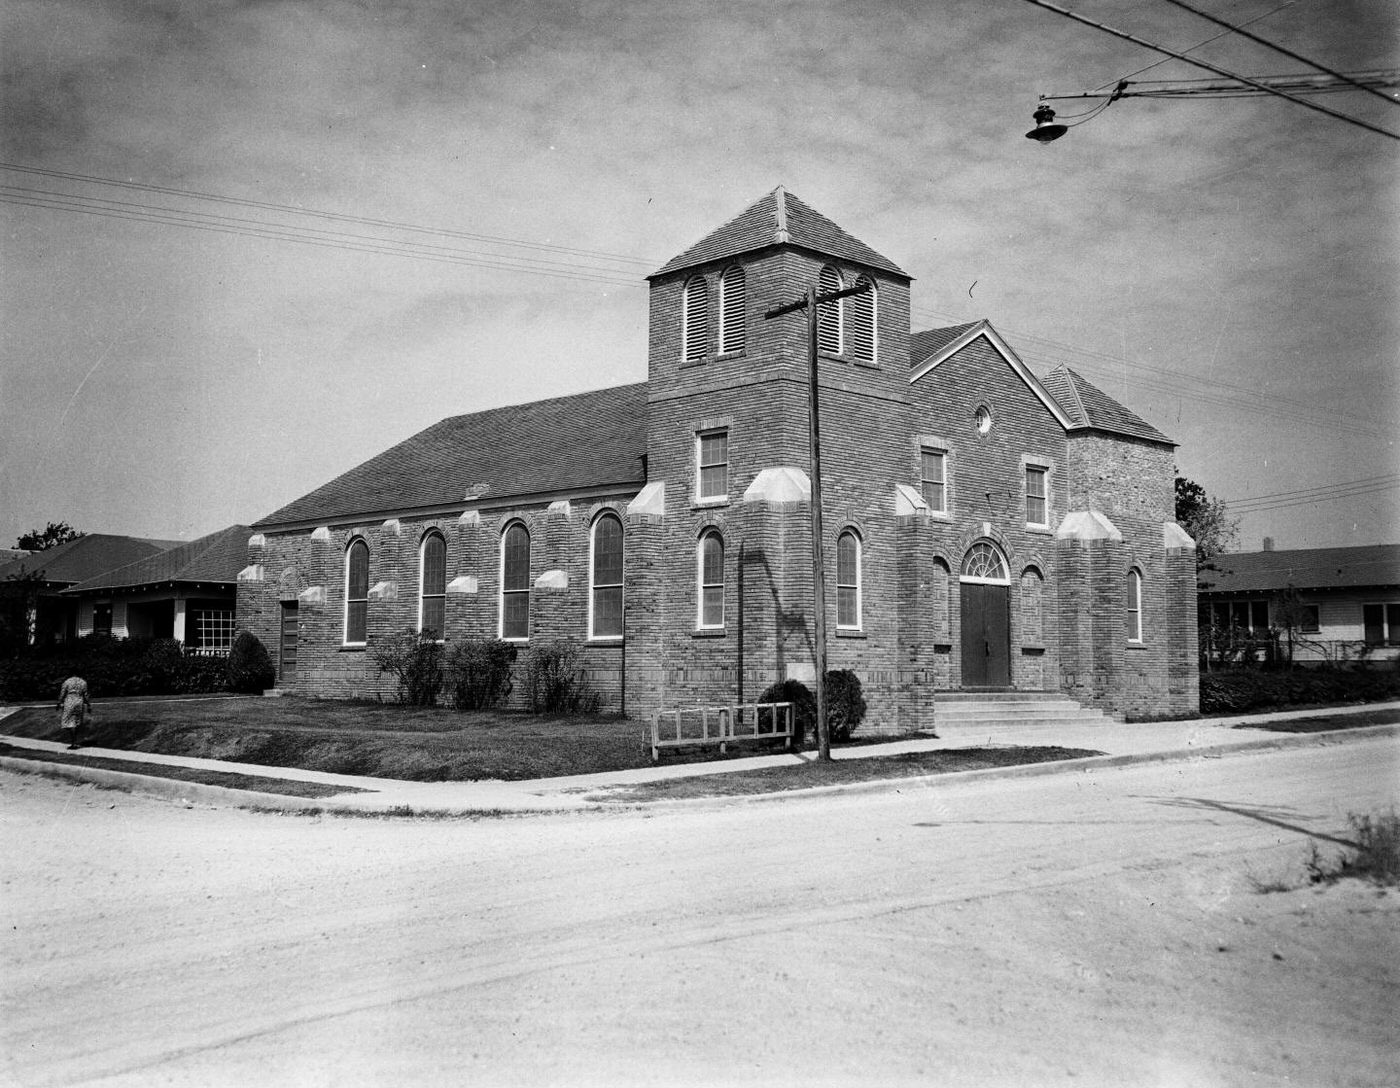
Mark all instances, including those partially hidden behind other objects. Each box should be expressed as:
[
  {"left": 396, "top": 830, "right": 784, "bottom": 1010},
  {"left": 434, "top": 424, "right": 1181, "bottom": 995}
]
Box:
[{"left": 650, "top": 701, "right": 794, "bottom": 762}]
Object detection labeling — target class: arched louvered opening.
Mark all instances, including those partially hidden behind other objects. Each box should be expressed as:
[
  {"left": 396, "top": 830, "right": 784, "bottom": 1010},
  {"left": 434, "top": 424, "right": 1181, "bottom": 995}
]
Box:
[
  {"left": 849, "top": 275, "right": 876, "bottom": 362},
  {"left": 817, "top": 265, "right": 843, "bottom": 355},
  {"left": 683, "top": 275, "right": 709, "bottom": 362},
  {"left": 719, "top": 266, "right": 745, "bottom": 355}
]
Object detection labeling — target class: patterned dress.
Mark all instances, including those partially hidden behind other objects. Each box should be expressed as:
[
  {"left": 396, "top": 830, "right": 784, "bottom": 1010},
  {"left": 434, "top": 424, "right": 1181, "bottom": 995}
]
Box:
[{"left": 58, "top": 676, "right": 90, "bottom": 736}]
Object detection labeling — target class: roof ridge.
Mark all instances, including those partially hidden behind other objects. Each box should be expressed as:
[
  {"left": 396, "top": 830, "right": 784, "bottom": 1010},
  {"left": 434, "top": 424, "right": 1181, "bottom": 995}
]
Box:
[{"left": 1056, "top": 364, "right": 1092, "bottom": 426}]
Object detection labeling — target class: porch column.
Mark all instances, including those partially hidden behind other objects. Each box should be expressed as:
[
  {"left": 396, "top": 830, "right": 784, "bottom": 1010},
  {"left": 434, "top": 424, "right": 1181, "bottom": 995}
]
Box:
[{"left": 173, "top": 597, "right": 188, "bottom": 646}]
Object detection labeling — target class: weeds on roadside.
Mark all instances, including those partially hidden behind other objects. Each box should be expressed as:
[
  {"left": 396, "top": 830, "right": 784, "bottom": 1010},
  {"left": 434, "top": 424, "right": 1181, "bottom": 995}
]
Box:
[{"left": 1305, "top": 809, "right": 1400, "bottom": 888}]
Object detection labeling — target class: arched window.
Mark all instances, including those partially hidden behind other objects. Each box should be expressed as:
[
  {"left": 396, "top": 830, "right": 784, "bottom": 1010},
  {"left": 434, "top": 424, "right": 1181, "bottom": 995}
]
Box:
[
  {"left": 419, "top": 531, "right": 446, "bottom": 638},
  {"left": 817, "top": 264, "right": 843, "bottom": 354},
  {"left": 719, "top": 265, "right": 746, "bottom": 355},
  {"left": 837, "top": 530, "right": 862, "bottom": 629},
  {"left": 590, "top": 513, "right": 624, "bottom": 639},
  {"left": 1127, "top": 568, "right": 1143, "bottom": 643},
  {"left": 344, "top": 538, "right": 369, "bottom": 645},
  {"left": 683, "top": 275, "right": 709, "bottom": 362},
  {"left": 698, "top": 531, "right": 724, "bottom": 629},
  {"left": 500, "top": 522, "right": 531, "bottom": 640},
  {"left": 961, "top": 540, "right": 1009, "bottom": 584},
  {"left": 849, "top": 274, "right": 876, "bottom": 363}
]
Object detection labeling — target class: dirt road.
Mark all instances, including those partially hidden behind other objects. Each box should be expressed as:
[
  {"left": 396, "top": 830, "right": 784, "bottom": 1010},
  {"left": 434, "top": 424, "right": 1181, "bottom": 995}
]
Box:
[{"left": 3, "top": 737, "right": 1397, "bottom": 1087}]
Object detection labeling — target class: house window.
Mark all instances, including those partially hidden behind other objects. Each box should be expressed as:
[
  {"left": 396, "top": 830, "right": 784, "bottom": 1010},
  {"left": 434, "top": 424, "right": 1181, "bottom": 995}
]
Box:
[
  {"left": 192, "top": 610, "right": 235, "bottom": 654},
  {"left": 1203, "top": 599, "right": 1270, "bottom": 633},
  {"left": 697, "top": 429, "right": 728, "bottom": 502},
  {"left": 419, "top": 531, "right": 446, "bottom": 638},
  {"left": 719, "top": 266, "right": 745, "bottom": 355},
  {"left": 683, "top": 275, "right": 708, "bottom": 362},
  {"left": 920, "top": 448, "right": 947, "bottom": 513},
  {"left": 1026, "top": 465, "right": 1048, "bottom": 527},
  {"left": 590, "top": 513, "right": 624, "bottom": 639},
  {"left": 345, "top": 538, "right": 369, "bottom": 645},
  {"left": 849, "top": 275, "right": 876, "bottom": 363},
  {"left": 1127, "top": 569, "right": 1143, "bottom": 643},
  {"left": 837, "top": 530, "right": 861, "bottom": 629},
  {"left": 698, "top": 531, "right": 724, "bottom": 629},
  {"left": 500, "top": 522, "right": 531, "bottom": 641},
  {"left": 817, "top": 265, "right": 843, "bottom": 354},
  {"left": 1363, "top": 602, "right": 1400, "bottom": 646},
  {"left": 1299, "top": 605, "right": 1320, "bottom": 633}
]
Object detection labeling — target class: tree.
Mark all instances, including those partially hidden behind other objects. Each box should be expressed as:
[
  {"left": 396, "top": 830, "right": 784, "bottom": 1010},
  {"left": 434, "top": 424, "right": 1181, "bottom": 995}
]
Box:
[
  {"left": 1175, "top": 476, "right": 1239, "bottom": 570},
  {"left": 15, "top": 522, "right": 83, "bottom": 552}
]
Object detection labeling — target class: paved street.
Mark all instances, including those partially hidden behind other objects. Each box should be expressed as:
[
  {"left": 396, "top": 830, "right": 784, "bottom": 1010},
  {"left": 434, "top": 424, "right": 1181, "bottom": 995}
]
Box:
[{"left": 3, "top": 736, "right": 1397, "bottom": 1087}]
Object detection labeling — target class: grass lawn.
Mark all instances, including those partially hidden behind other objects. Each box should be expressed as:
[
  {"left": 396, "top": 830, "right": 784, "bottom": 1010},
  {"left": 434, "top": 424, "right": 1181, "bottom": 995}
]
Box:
[
  {"left": 0, "top": 742, "right": 367, "bottom": 798},
  {"left": 0, "top": 697, "right": 775, "bottom": 782},
  {"left": 1232, "top": 708, "right": 1400, "bottom": 733},
  {"left": 587, "top": 746, "right": 1104, "bottom": 802}
]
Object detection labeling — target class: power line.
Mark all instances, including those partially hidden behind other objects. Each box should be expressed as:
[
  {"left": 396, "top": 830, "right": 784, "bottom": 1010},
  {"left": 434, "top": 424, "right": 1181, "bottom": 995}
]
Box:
[
  {"left": 0, "top": 160, "right": 655, "bottom": 269},
  {"left": 1155, "top": 0, "right": 1400, "bottom": 108},
  {"left": 1018, "top": 0, "right": 1400, "bottom": 141}
]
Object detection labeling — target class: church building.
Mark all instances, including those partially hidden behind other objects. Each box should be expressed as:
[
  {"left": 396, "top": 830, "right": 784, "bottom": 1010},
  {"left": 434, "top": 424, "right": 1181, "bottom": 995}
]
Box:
[{"left": 237, "top": 189, "right": 1199, "bottom": 729}]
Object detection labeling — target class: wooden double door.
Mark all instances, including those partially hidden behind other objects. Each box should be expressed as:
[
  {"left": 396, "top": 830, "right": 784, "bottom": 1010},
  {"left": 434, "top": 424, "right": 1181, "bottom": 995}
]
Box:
[{"left": 960, "top": 582, "right": 1010, "bottom": 688}]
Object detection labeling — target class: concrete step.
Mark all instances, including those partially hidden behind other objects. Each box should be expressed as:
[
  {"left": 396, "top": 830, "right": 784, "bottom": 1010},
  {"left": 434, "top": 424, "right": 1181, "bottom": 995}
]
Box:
[{"left": 932, "top": 693, "right": 1115, "bottom": 731}]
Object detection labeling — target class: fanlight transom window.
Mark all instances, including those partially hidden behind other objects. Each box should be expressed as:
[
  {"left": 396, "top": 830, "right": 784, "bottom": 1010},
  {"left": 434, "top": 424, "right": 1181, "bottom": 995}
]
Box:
[{"left": 960, "top": 541, "right": 1010, "bottom": 585}]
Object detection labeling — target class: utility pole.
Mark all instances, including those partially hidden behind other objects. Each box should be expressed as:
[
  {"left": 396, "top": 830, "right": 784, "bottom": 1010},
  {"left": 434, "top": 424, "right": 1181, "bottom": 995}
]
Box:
[{"left": 765, "top": 277, "right": 872, "bottom": 762}]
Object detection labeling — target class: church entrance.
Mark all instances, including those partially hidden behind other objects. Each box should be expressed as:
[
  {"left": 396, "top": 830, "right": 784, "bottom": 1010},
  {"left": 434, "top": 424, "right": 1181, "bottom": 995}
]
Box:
[{"left": 960, "top": 540, "right": 1011, "bottom": 689}]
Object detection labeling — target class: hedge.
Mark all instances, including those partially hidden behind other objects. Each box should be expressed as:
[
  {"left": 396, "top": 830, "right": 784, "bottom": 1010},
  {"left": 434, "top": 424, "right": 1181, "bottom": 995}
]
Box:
[{"left": 0, "top": 635, "right": 232, "bottom": 702}]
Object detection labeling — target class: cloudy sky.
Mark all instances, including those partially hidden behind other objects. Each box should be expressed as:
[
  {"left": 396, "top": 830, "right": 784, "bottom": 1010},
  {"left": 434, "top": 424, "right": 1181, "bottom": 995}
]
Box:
[{"left": 2, "top": 0, "right": 1396, "bottom": 552}]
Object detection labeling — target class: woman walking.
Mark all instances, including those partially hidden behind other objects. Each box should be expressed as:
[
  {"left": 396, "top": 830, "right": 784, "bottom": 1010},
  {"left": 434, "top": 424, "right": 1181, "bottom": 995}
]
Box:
[{"left": 57, "top": 676, "right": 91, "bottom": 750}]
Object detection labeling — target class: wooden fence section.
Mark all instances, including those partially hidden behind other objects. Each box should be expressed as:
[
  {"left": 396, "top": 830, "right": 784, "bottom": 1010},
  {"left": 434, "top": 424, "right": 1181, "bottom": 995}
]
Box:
[{"left": 650, "top": 701, "right": 794, "bottom": 762}]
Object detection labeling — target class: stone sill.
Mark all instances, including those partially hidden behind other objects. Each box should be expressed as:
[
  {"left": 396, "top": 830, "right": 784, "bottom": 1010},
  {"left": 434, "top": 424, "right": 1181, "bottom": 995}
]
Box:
[{"left": 692, "top": 629, "right": 727, "bottom": 639}]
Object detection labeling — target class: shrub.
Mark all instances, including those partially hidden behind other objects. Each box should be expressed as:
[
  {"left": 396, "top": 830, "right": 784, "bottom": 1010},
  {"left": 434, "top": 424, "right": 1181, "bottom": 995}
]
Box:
[
  {"left": 522, "top": 640, "right": 598, "bottom": 715},
  {"left": 371, "top": 629, "right": 443, "bottom": 706},
  {"left": 757, "top": 670, "right": 866, "bottom": 747},
  {"left": 0, "top": 635, "right": 234, "bottom": 700},
  {"left": 1306, "top": 809, "right": 1400, "bottom": 888},
  {"left": 226, "top": 630, "right": 276, "bottom": 694},
  {"left": 445, "top": 638, "right": 516, "bottom": 710},
  {"left": 1200, "top": 668, "right": 1400, "bottom": 715}
]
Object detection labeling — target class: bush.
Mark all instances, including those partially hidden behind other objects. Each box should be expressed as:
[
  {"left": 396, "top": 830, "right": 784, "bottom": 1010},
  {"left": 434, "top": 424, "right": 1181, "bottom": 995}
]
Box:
[
  {"left": 1200, "top": 668, "right": 1400, "bottom": 715},
  {"left": 757, "top": 670, "right": 867, "bottom": 747},
  {"left": 445, "top": 638, "right": 516, "bottom": 710},
  {"left": 226, "top": 630, "right": 276, "bottom": 694},
  {"left": 0, "top": 634, "right": 236, "bottom": 701},
  {"left": 522, "top": 640, "right": 598, "bottom": 715},
  {"left": 371, "top": 629, "right": 443, "bottom": 706},
  {"left": 1306, "top": 809, "right": 1400, "bottom": 887}
]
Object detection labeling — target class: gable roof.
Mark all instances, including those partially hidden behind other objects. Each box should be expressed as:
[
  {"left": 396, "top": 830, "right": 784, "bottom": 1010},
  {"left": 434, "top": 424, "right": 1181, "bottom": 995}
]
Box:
[
  {"left": 1039, "top": 365, "right": 1174, "bottom": 445},
  {"left": 1200, "top": 544, "right": 1400, "bottom": 594},
  {"left": 63, "top": 525, "right": 251, "bottom": 595},
  {"left": 254, "top": 384, "right": 649, "bottom": 529},
  {"left": 0, "top": 534, "right": 180, "bottom": 588},
  {"left": 651, "top": 187, "right": 908, "bottom": 279}
]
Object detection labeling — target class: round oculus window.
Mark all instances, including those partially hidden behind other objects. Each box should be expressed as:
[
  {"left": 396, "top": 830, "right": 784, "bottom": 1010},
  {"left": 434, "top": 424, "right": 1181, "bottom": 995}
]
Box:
[{"left": 974, "top": 405, "right": 992, "bottom": 435}]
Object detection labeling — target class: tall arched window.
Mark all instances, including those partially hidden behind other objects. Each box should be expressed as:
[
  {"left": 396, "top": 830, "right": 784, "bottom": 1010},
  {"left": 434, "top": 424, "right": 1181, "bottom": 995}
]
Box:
[
  {"left": 817, "top": 265, "right": 843, "bottom": 354},
  {"left": 837, "top": 530, "right": 862, "bottom": 629},
  {"left": 590, "top": 513, "right": 624, "bottom": 639},
  {"left": 849, "top": 274, "right": 876, "bottom": 363},
  {"left": 1127, "top": 568, "right": 1143, "bottom": 643},
  {"left": 500, "top": 522, "right": 531, "bottom": 640},
  {"left": 719, "top": 265, "right": 746, "bottom": 355},
  {"left": 419, "top": 530, "right": 446, "bottom": 638},
  {"left": 698, "top": 531, "right": 724, "bottom": 629},
  {"left": 344, "top": 538, "right": 369, "bottom": 646},
  {"left": 683, "top": 275, "right": 709, "bottom": 362}
]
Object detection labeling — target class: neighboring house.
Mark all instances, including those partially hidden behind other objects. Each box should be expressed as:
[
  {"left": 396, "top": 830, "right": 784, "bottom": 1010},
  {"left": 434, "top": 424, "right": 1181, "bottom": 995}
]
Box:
[
  {"left": 238, "top": 188, "right": 1198, "bottom": 727},
  {"left": 1198, "top": 543, "right": 1400, "bottom": 666},
  {"left": 60, "top": 525, "right": 251, "bottom": 653},
  {"left": 0, "top": 534, "right": 180, "bottom": 646}
]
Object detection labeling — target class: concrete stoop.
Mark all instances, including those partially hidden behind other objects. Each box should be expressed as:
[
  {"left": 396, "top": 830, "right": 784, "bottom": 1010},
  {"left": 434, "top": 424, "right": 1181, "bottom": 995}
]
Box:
[{"left": 934, "top": 692, "right": 1116, "bottom": 731}]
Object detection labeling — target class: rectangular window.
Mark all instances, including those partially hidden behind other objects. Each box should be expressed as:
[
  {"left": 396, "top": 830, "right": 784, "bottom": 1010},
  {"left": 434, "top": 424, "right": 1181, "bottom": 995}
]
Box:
[
  {"left": 1361, "top": 603, "right": 1398, "bottom": 646},
  {"left": 192, "top": 610, "right": 235, "bottom": 653},
  {"left": 1299, "top": 605, "right": 1320, "bottom": 633},
  {"left": 1025, "top": 466, "right": 1048, "bottom": 527},
  {"left": 920, "top": 449, "right": 946, "bottom": 513},
  {"left": 697, "top": 429, "right": 728, "bottom": 501}
]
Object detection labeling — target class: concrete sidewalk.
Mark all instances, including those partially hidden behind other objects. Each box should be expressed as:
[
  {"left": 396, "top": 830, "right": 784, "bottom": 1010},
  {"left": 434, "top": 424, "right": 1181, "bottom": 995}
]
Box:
[{"left": 2, "top": 702, "right": 1397, "bottom": 815}]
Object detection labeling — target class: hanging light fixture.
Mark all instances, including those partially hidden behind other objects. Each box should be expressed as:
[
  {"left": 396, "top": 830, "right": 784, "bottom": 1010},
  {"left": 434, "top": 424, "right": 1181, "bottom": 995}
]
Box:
[{"left": 1025, "top": 102, "right": 1068, "bottom": 142}]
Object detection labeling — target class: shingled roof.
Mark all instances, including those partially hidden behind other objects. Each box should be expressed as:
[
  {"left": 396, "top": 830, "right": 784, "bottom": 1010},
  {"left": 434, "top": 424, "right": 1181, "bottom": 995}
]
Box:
[
  {"left": 254, "top": 384, "right": 649, "bottom": 529},
  {"left": 651, "top": 187, "right": 908, "bottom": 279},
  {"left": 1200, "top": 544, "right": 1400, "bottom": 594},
  {"left": 1039, "top": 365, "right": 1174, "bottom": 445},
  {"left": 0, "top": 534, "right": 179, "bottom": 588},
  {"left": 63, "top": 525, "right": 251, "bottom": 595}
]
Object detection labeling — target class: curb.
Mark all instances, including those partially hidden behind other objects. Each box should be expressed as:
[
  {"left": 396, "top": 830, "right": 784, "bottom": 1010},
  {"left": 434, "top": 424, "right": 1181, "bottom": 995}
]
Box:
[{"left": 4, "top": 722, "right": 1397, "bottom": 817}]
